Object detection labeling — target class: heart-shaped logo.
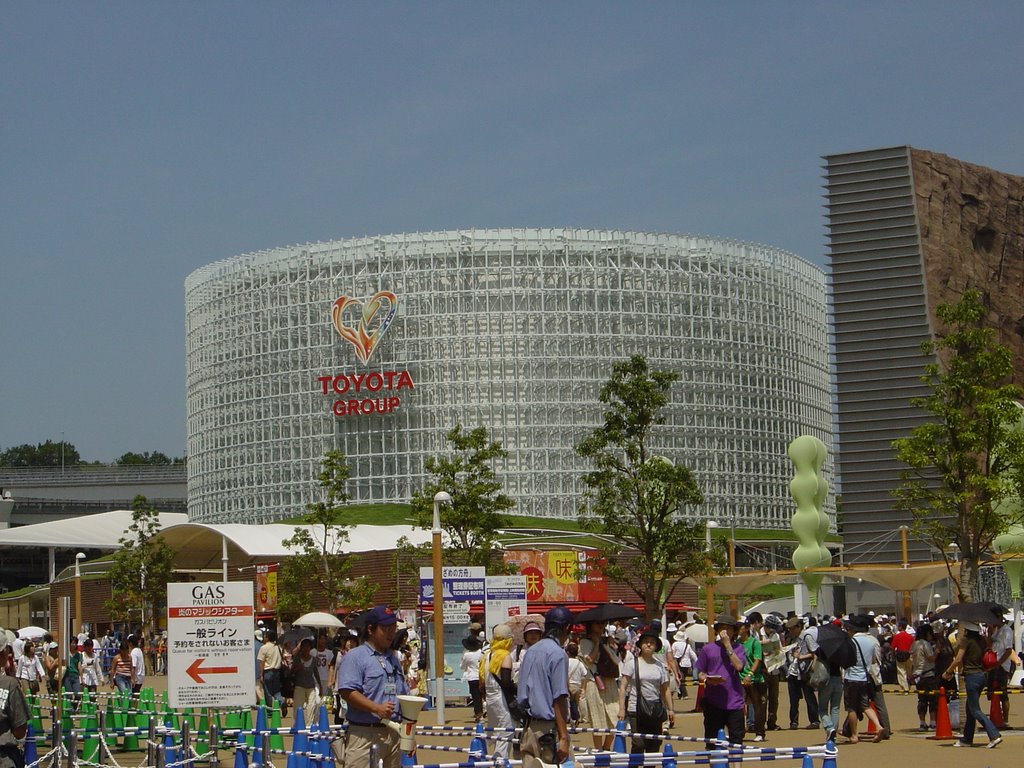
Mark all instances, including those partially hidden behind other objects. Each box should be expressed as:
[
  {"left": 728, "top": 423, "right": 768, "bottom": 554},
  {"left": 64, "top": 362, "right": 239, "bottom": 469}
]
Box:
[{"left": 331, "top": 291, "right": 399, "bottom": 364}]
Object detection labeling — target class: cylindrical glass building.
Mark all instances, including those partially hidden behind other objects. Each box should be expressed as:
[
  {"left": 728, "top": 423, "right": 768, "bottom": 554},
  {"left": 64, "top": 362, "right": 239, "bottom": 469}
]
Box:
[{"left": 185, "top": 228, "right": 831, "bottom": 527}]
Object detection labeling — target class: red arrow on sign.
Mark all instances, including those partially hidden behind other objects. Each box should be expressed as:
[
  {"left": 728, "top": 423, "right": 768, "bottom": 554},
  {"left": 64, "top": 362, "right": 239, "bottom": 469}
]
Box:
[{"left": 187, "top": 658, "right": 238, "bottom": 684}]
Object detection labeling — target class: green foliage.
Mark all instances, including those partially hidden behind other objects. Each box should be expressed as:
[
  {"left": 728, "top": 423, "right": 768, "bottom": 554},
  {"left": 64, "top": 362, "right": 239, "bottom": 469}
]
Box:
[
  {"left": 576, "top": 355, "right": 709, "bottom": 617},
  {"left": 892, "top": 289, "right": 1024, "bottom": 601},
  {"left": 409, "top": 425, "right": 517, "bottom": 572},
  {"left": 278, "top": 451, "right": 375, "bottom": 619},
  {"left": 115, "top": 451, "right": 184, "bottom": 466},
  {"left": 0, "top": 440, "right": 81, "bottom": 467},
  {"left": 104, "top": 495, "right": 176, "bottom": 632}
]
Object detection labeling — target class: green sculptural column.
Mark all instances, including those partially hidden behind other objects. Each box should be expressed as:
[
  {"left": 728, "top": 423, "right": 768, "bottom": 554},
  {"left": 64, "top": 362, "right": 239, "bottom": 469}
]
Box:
[{"left": 788, "top": 435, "right": 832, "bottom": 609}]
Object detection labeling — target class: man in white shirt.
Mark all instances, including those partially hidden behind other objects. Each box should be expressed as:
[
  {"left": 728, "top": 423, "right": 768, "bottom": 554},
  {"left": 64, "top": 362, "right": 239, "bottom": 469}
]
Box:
[
  {"left": 129, "top": 635, "right": 146, "bottom": 694},
  {"left": 989, "top": 614, "right": 1014, "bottom": 725}
]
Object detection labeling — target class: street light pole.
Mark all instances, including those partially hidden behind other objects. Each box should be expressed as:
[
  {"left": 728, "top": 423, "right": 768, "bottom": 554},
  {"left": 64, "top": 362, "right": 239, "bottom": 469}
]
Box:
[
  {"left": 431, "top": 491, "right": 452, "bottom": 725},
  {"left": 705, "top": 521, "right": 719, "bottom": 623},
  {"left": 74, "top": 552, "right": 86, "bottom": 640}
]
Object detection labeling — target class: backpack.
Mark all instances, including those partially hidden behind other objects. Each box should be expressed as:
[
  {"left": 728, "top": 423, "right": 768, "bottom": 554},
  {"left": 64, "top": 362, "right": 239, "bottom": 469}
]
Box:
[{"left": 832, "top": 637, "right": 858, "bottom": 669}]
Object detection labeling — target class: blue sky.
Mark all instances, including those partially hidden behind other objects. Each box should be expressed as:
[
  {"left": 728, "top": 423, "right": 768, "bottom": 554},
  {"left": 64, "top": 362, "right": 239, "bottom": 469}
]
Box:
[{"left": 2, "top": 2, "right": 1022, "bottom": 462}]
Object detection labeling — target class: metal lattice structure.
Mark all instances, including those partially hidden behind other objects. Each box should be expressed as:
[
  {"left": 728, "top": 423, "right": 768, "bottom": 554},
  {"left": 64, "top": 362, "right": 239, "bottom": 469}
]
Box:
[{"left": 185, "top": 228, "right": 832, "bottom": 527}]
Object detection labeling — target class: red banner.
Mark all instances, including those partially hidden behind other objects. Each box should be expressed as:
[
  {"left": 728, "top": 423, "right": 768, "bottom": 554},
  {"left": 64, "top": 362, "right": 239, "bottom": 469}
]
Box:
[{"left": 503, "top": 550, "right": 607, "bottom": 604}]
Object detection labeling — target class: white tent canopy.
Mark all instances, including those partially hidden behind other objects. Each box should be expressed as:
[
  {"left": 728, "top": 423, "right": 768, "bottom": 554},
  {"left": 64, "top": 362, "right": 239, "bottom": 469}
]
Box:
[
  {"left": 156, "top": 522, "right": 432, "bottom": 570},
  {"left": 0, "top": 512, "right": 432, "bottom": 580},
  {"left": 0, "top": 510, "right": 188, "bottom": 549}
]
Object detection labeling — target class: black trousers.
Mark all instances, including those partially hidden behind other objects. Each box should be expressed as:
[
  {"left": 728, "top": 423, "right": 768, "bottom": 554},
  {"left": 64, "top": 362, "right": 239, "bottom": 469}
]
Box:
[
  {"left": 703, "top": 701, "right": 746, "bottom": 747},
  {"left": 765, "top": 673, "right": 781, "bottom": 729},
  {"left": 468, "top": 679, "right": 483, "bottom": 718},
  {"left": 787, "top": 676, "right": 818, "bottom": 726}
]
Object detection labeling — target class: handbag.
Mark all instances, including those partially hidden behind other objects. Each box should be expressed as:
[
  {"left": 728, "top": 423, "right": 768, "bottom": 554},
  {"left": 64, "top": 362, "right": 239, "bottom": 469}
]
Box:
[
  {"left": 595, "top": 642, "right": 619, "bottom": 679},
  {"left": 982, "top": 649, "right": 999, "bottom": 671},
  {"left": 633, "top": 654, "right": 667, "bottom": 726},
  {"left": 807, "top": 657, "right": 830, "bottom": 691}
]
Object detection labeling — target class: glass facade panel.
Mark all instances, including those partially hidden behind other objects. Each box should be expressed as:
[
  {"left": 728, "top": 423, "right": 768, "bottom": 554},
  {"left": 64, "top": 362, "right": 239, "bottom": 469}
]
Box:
[{"left": 185, "top": 229, "right": 832, "bottom": 528}]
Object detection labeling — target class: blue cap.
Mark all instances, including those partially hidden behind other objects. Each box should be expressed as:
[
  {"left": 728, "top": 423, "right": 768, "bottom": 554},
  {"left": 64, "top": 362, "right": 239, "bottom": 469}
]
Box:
[{"left": 364, "top": 605, "right": 398, "bottom": 627}]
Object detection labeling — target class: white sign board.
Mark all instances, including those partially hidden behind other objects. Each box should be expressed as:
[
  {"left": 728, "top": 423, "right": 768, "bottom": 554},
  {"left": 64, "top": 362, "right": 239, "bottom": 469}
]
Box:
[
  {"left": 484, "top": 575, "right": 528, "bottom": 638},
  {"left": 167, "top": 582, "right": 256, "bottom": 709}
]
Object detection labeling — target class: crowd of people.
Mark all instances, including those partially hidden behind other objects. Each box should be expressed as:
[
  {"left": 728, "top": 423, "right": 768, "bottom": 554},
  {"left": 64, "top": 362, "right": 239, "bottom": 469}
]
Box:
[{"left": 449, "top": 605, "right": 1019, "bottom": 757}]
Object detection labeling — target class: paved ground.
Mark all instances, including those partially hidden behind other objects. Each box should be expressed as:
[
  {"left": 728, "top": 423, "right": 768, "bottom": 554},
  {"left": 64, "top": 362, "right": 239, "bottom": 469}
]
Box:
[{"left": 86, "top": 675, "right": 1024, "bottom": 768}]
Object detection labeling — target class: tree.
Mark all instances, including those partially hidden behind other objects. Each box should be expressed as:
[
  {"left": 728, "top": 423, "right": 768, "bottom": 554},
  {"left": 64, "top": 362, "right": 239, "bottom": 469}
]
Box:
[
  {"left": 277, "top": 451, "right": 376, "bottom": 620},
  {"left": 0, "top": 440, "right": 81, "bottom": 467},
  {"left": 116, "top": 451, "right": 182, "bottom": 466},
  {"left": 893, "top": 289, "right": 1024, "bottom": 602},
  {"left": 576, "top": 355, "right": 709, "bottom": 617},
  {"left": 105, "top": 495, "right": 176, "bottom": 634},
  {"left": 408, "top": 425, "right": 517, "bottom": 572}
]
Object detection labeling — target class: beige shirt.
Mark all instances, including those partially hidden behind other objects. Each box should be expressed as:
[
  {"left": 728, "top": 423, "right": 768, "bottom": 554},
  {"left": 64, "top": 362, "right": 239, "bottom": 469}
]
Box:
[{"left": 257, "top": 642, "right": 283, "bottom": 671}]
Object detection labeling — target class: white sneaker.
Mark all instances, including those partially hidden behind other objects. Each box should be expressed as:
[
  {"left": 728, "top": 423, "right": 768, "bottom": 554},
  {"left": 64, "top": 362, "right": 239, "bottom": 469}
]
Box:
[
  {"left": 753, "top": 735, "right": 764, "bottom": 742},
  {"left": 952, "top": 740, "right": 969, "bottom": 747},
  {"left": 986, "top": 737, "right": 1003, "bottom": 749}
]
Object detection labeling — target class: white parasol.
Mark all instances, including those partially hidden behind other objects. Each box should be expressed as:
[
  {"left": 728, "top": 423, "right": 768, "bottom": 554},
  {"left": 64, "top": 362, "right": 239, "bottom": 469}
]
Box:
[
  {"left": 292, "top": 611, "right": 344, "bottom": 628},
  {"left": 502, "top": 613, "right": 546, "bottom": 646},
  {"left": 17, "top": 626, "right": 48, "bottom": 640},
  {"left": 683, "top": 623, "right": 709, "bottom": 644}
]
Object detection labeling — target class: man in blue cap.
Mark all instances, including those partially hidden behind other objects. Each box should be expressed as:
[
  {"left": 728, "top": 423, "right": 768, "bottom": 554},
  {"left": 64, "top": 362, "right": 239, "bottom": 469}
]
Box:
[
  {"left": 336, "top": 606, "right": 409, "bottom": 768},
  {"left": 518, "top": 606, "right": 573, "bottom": 766}
]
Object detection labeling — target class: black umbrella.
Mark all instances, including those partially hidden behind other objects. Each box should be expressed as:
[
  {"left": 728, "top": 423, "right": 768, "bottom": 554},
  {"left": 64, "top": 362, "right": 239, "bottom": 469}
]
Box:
[
  {"left": 815, "top": 623, "right": 855, "bottom": 666},
  {"left": 935, "top": 601, "right": 1007, "bottom": 625},
  {"left": 574, "top": 604, "right": 640, "bottom": 623}
]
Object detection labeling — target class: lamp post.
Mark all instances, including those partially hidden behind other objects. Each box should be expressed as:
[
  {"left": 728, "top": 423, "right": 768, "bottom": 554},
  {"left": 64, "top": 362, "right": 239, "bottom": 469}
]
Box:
[
  {"left": 74, "top": 552, "right": 86, "bottom": 640},
  {"left": 705, "top": 521, "right": 719, "bottom": 622},
  {"left": 432, "top": 491, "right": 452, "bottom": 725},
  {"left": 947, "top": 542, "right": 960, "bottom": 603}
]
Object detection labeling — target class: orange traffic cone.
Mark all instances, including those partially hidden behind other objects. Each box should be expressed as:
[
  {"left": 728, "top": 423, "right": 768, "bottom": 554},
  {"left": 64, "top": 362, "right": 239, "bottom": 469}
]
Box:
[
  {"left": 989, "top": 689, "right": 1006, "bottom": 729},
  {"left": 929, "top": 687, "right": 954, "bottom": 740},
  {"left": 865, "top": 702, "right": 879, "bottom": 735}
]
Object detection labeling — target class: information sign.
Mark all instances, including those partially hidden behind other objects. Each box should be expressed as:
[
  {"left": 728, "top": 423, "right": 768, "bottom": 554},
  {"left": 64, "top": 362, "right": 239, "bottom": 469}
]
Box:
[
  {"left": 167, "top": 582, "right": 255, "bottom": 709},
  {"left": 418, "top": 566, "right": 486, "bottom": 603},
  {"left": 484, "top": 575, "right": 528, "bottom": 637}
]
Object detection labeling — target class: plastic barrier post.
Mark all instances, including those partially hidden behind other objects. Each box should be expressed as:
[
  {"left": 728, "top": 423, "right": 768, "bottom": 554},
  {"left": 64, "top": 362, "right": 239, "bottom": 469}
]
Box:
[
  {"left": 865, "top": 702, "right": 878, "bottom": 735},
  {"left": 318, "top": 704, "right": 331, "bottom": 758},
  {"left": 662, "top": 742, "right": 676, "bottom": 768},
  {"left": 233, "top": 729, "right": 249, "bottom": 768},
  {"left": 291, "top": 707, "right": 309, "bottom": 768},
  {"left": 930, "top": 687, "right": 954, "bottom": 740},
  {"left": 164, "top": 728, "right": 180, "bottom": 768},
  {"left": 710, "top": 728, "right": 727, "bottom": 768},
  {"left": 269, "top": 702, "right": 285, "bottom": 752},
  {"left": 989, "top": 688, "right": 1006, "bottom": 729},
  {"left": 611, "top": 720, "right": 627, "bottom": 754},
  {"left": 197, "top": 711, "right": 211, "bottom": 757},
  {"left": 123, "top": 703, "right": 141, "bottom": 752},
  {"left": 24, "top": 723, "right": 38, "bottom": 767}
]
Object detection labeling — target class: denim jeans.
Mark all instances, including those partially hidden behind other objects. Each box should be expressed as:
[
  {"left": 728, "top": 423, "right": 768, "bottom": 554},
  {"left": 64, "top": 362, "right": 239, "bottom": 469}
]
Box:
[
  {"left": 816, "top": 676, "right": 843, "bottom": 737},
  {"left": 963, "top": 671, "right": 999, "bottom": 743}
]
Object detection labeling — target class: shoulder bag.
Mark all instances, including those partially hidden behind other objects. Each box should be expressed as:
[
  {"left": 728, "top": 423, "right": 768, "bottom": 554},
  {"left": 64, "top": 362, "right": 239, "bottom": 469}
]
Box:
[
  {"left": 633, "top": 654, "right": 667, "bottom": 730},
  {"left": 807, "top": 656, "right": 830, "bottom": 690}
]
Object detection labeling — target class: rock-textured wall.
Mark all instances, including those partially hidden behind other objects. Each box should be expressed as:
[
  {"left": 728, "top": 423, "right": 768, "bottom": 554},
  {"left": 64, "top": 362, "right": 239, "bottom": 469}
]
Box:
[{"left": 911, "top": 148, "right": 1024, "bottom": 383}]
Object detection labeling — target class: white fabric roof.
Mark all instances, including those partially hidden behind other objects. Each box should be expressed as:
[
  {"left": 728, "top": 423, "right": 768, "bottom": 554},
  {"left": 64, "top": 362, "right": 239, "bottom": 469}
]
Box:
[
  {"left": 157, "top": 523, "right": 432, "bottom": 569},
  {"left": 0, "top": 514, "right": 431, "bottom": 571},
  {"left": 0, "top": 510, "right": 188, "bottom": 549}
]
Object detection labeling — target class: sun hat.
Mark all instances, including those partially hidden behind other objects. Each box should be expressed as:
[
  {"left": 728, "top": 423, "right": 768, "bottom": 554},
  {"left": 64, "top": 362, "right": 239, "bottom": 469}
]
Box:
[
  {"left": 713, "top": 613, "right": 740, "bottom": 627},
  {"left": 636, "top": 624, "right": 663, "bottom": 652},
  {"left": 960, "top": 620, "right": 982, "bottom": 632},
  {"left": 523, "top": 621, "right": 543, "bottom": 635}
]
